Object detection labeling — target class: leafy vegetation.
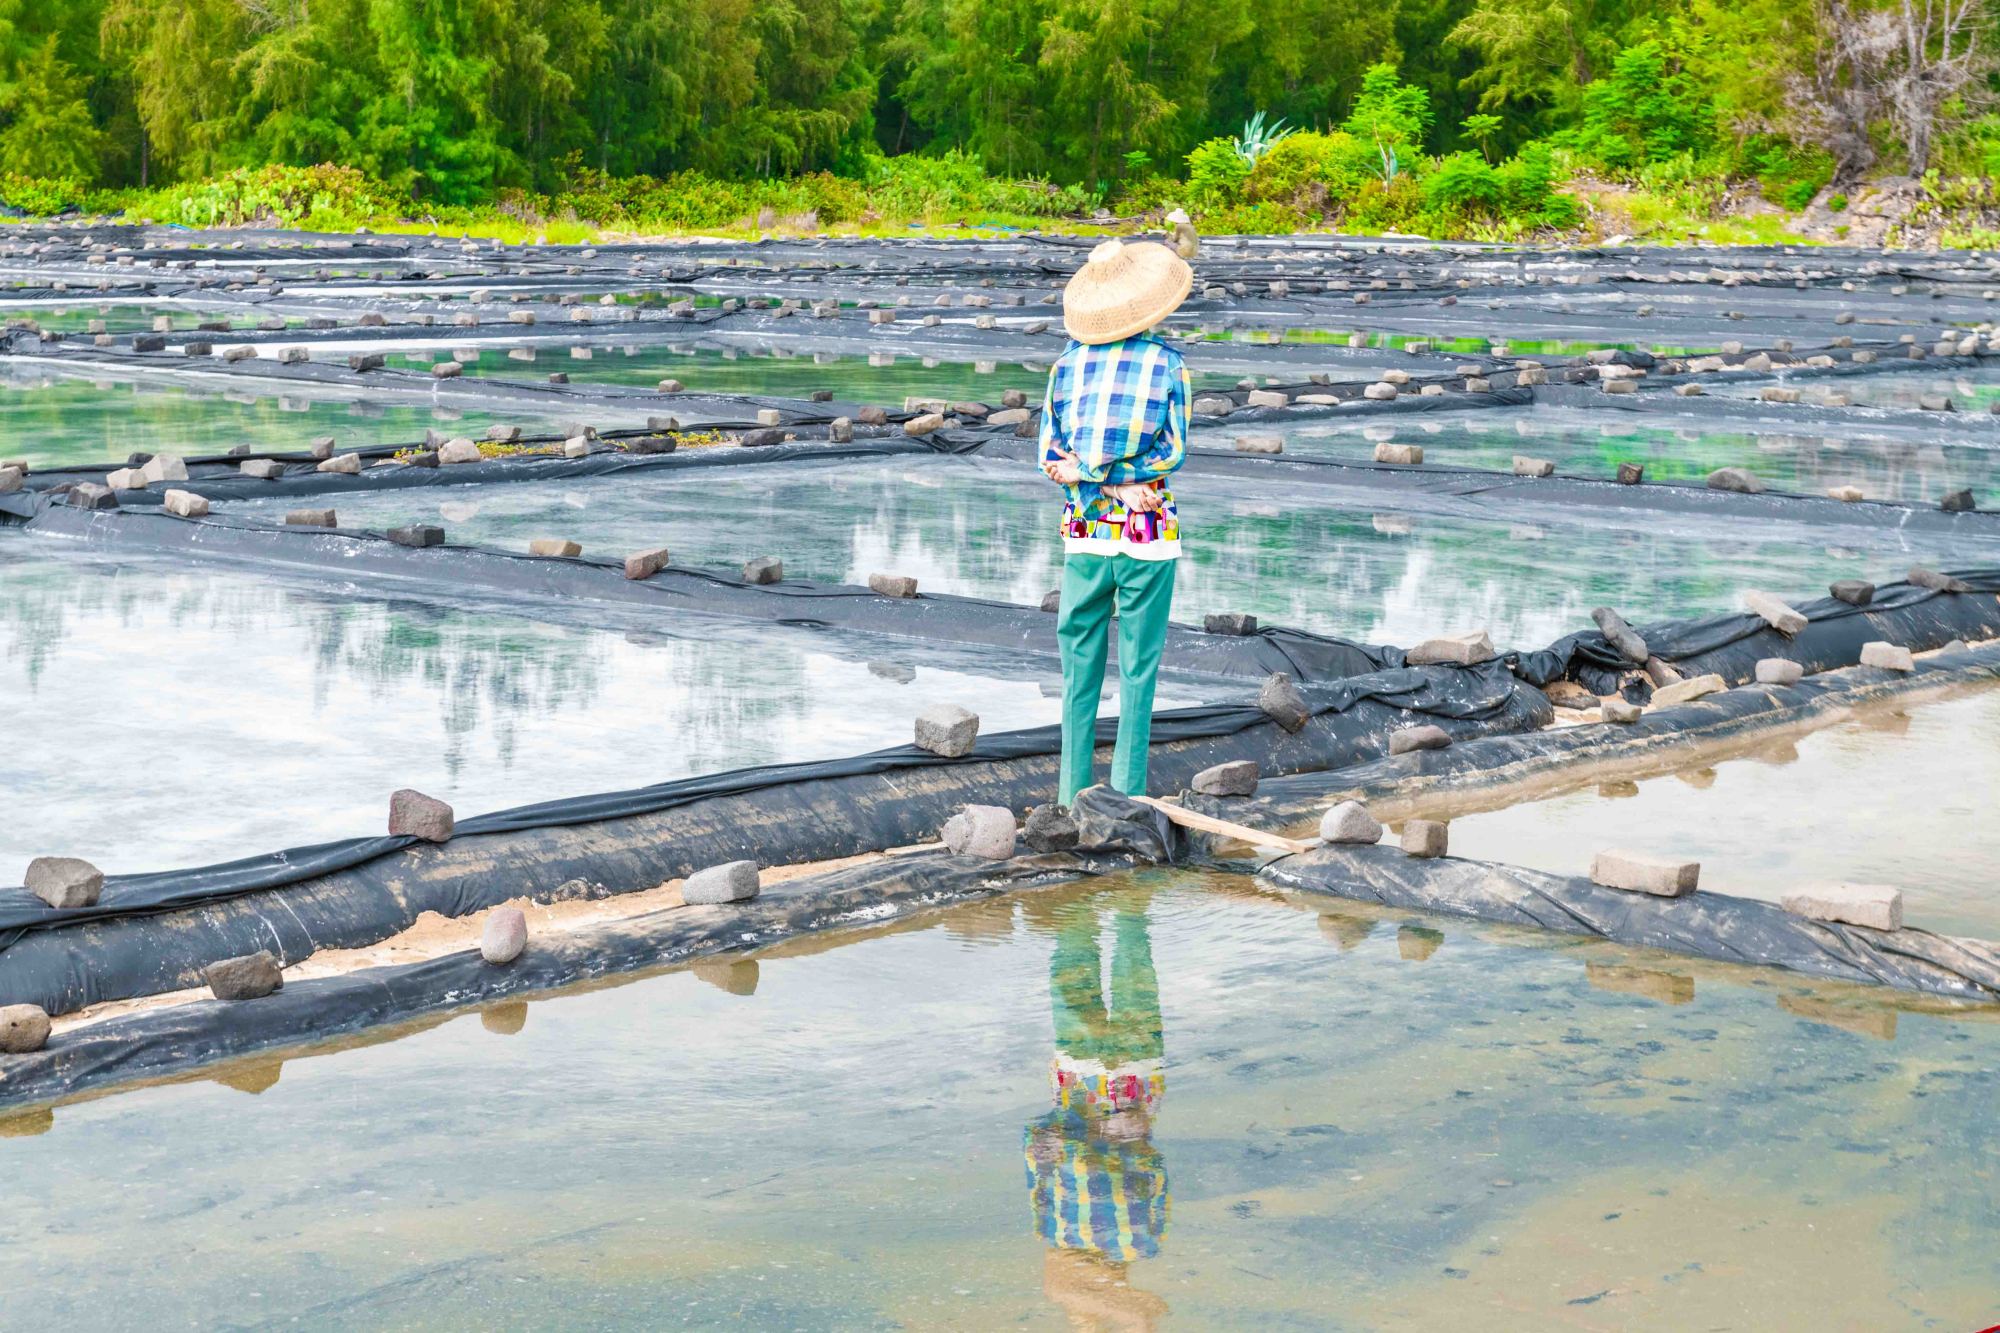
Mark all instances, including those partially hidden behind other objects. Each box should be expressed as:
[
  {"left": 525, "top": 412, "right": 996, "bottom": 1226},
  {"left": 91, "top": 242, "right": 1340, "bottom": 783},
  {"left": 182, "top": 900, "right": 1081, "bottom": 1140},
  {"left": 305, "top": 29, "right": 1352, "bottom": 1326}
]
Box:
[{"left": 0, "top": 0, "right": 1996, "bottom": 242}]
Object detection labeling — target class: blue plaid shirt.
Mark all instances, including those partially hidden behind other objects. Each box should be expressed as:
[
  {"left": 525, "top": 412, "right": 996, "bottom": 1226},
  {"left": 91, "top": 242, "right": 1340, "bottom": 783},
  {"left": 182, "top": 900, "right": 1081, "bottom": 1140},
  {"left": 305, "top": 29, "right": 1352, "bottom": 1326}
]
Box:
[{"left": 1038, "top": 334, "right": 1189, "bottom": 552}]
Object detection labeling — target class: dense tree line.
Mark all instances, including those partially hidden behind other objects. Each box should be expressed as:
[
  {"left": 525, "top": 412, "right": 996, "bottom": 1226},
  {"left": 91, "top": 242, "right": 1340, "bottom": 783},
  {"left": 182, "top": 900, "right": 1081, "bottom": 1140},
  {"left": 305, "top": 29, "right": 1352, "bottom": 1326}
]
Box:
[{"left": 0, "top": 0, "right": 1993, "bottom": 202}]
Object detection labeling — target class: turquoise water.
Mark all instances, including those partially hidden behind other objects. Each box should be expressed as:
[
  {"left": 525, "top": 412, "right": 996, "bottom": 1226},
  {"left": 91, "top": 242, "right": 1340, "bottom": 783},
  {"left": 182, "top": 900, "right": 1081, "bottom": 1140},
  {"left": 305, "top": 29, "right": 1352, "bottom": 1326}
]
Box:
[
  {"left": 215, "top": 453, "right": 2000, "bottom": 650},
  {"left": 3, "top": 874, "right": 1994, "bottom": 1326},
  {"left": 1449, "top": 687, "right": 2000, "bottom": 939},
  {"left": 0, "top": 368, "right": 562, "bottom": 470},
  {"left": 1197, "top": 406, "right": 2000, "bottom": 504},
  {"left": 0, "top": 536, "right": 1208, "bottom": 874}
]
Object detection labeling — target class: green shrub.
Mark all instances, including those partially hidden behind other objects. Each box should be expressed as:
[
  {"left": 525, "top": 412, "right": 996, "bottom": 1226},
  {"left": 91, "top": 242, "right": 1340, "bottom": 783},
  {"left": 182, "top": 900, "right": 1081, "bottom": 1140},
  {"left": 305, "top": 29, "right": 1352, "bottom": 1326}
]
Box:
[
  {"left": 0, "top": 172, "right": 88, "bottom": 216},
  {"left": 1566, "top": 41, "right": 1714, "bottom": 172},
  {"left": 1244, "top": 132, "right": 1371, "bottom": 208},
  {"left": 1185, "top": 138, "right": 1251, "bottom": 209},
  {"left": 1424, "top": 152, "right": 1505, "bottom": 214},
  {"left": 138, "top": 165, "right": 392, "bottom": 228},
  {"left": 1828, "top": 193, "right": 1847, "bottom": 212}
]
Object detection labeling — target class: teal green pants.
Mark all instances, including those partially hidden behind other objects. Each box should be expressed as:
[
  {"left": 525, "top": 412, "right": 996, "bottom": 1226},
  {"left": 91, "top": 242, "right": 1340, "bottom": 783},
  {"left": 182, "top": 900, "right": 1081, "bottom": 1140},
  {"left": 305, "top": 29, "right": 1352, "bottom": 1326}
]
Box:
[{"left": 1056, "top": 554, "right": 1177, "bottom": 804}]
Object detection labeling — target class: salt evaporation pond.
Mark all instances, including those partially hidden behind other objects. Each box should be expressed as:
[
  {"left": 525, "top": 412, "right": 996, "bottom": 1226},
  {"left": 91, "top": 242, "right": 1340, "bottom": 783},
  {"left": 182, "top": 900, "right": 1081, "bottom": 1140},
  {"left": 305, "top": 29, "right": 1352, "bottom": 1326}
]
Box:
[
  {"left": 0, "top": 536, "right": 1211, "bottom": 874},
  {"left": 1448, "top": 686, "right": 2000, "bottom": 938},
  {"left": 1196, "top": 405, "right": 2000, "bottom": 503},
  {"left": 216, "top": 453, "right": 2000, "bottom": 650},
  {"left": 0, "top": 368, "right": 565, "bottom": 470},
  {"left": 3, "top": 875, "right": 1994, "bottom": 1326}
]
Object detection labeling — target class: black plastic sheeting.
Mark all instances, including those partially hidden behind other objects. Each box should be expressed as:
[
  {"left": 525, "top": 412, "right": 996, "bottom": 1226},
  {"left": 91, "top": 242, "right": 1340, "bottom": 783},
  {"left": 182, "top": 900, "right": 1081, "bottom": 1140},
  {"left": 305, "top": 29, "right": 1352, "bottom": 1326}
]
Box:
[
  {"left": 2, "top": 494, "right": 1407, "bottom": 684},
  {"left": 1260, "top": 844, "right": 2000, "bottom": 1002},
  {"left": 8, "top": 640, "right": 1997, "bottom": 1111},
  {"left": 0, "top": 660, "right": 1547, "bottom": 1016},
  {"left": 975, "top": 436, "right": 2000, "bottom": 537},
  {"left": 1519, "top": 569, "right": 2000, "bottom": 694},
  {"left": 0, "top": 849, "right": 1115, "bottom": 1111},
  {"left": 1199, "top": 640, "right": 2000, "bottom": 836}
]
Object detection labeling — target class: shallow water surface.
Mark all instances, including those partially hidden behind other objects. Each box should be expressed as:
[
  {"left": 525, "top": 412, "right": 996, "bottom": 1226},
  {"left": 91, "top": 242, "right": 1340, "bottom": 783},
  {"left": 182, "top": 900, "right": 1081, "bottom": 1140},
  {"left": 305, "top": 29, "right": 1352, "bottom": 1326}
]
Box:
[
  {"left": 0, "top": 538, "right": 1195, "bottom": 873},
  {"left": 1448, "top": 687, "right": 2000, "bottom": 937},
  {"left": 1202, "top": 404, "right": 2000, "bottom": 503},
  {"left": 2, "top": 874, "right": 1994, "bottom": 1328},
  {"left": 217, "top": 453, "right": 2000, "bottom": 650},
  {"left": 0, "top": 368, "right": 559, "bottom": 469}
]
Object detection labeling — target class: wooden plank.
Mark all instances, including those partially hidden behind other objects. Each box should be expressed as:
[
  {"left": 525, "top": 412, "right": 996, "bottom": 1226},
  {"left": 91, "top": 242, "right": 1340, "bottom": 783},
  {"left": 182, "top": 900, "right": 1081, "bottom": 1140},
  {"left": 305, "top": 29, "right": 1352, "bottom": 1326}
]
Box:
[{"left": 1130, "top": 794, "right": 1316, "bottom": 855}]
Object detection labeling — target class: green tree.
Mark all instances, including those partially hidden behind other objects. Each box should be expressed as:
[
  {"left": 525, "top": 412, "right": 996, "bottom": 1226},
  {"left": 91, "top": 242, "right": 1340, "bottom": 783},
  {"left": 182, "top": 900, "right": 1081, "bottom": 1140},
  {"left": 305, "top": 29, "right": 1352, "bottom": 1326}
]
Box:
[{"left": 0, "top": 33, "right": 101, "bottom": 177}]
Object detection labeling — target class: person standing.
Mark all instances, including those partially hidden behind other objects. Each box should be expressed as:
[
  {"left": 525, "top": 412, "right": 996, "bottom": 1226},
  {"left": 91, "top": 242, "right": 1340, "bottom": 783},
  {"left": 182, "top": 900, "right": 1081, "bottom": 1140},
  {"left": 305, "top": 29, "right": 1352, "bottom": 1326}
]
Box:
[{"left": 1039, "top": 238, "right": 1194, "bottom": 805}]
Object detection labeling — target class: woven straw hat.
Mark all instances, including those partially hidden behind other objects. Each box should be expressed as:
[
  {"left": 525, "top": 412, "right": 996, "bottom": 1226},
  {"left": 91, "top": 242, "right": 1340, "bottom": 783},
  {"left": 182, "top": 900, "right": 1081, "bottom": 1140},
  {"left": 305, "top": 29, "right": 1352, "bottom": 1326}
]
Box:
[{"left": 1062, "top": 238, "right": 1192, "bottom": 345}]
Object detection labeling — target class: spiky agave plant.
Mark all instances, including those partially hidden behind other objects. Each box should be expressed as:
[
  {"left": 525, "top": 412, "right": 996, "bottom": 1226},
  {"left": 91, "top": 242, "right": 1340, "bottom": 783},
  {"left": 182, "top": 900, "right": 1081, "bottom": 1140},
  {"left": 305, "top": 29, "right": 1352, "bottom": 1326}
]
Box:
[{"left": 1233, "top": 112, "right": 1295, "bottom": 166}]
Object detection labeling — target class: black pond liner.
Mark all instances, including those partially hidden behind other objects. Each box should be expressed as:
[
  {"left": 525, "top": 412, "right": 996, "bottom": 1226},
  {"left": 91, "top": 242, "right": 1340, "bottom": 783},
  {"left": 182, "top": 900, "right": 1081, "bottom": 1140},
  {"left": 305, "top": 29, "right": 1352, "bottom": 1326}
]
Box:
[
  {"left": 0, "top": 849, "right": 1117, "bottom": 1112},
  {"left": 0, "top": 494, "right": 1404, "bottom": 684},
  {"left": 1519, "top": 569, "right": 2000, "bottom": 693},
  {"left": 1260, "top": 846, "right": 2000, "bottom": 1003},
  {"left": 1198, "top": 641, "right": 2000, "bottom": 834},
  {"left": 0, "top": 660, "right": 1548, "bottom": 1017},
  {"left": 8, "top": 649, "right": 2000, "bottom": 1113}
]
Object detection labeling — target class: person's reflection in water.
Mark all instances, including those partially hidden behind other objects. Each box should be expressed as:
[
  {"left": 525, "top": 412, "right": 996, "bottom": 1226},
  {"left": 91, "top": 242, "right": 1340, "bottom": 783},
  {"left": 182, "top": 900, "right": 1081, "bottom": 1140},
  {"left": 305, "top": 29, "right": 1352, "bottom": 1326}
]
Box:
[{"left": 1024, "top": 898, "right": 1170, "bottom": 1330}]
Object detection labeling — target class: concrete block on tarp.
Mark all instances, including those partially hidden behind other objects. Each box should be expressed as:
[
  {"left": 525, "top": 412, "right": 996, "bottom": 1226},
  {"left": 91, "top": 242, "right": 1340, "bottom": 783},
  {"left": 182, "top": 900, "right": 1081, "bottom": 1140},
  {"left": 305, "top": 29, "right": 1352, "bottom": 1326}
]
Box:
[
  {"left": 914, "top": 704, "right": 979, "bottom": 758},
  {"left": 205, "top": 952, "right": 283, "bottom": 1001},
  {"left": 25, "top": 856, "right": 102, "bottom": 909},
  {"left": 1319, "top": 801, "right": 1382, "bottom": 844},
  {"left": 682, "top": 861, "right": 761, "bottom": 905}
]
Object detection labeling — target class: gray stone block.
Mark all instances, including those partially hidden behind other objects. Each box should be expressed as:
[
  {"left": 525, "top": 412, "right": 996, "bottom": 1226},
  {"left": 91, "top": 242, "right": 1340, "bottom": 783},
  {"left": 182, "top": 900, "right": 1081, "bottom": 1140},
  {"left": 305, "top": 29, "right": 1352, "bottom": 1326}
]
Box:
[
  {"left": 205, "top": 951, "right": 284, "bottom": 1001},
  {"left": 941, "top": 805, "right": 1017, "bottom": 860},
  {"left": 388, "top": 788, "right": 454, "bottom": 841},
  {"left": 1258, "top": 672, "right": 1311, "bottom": 733},
  {"left": 869, "top": 572, "right": 919, "bottom": 598},
  {"left": 438, "top": 439, "right": 482, "bottom": 465},
  {"left": 742, "top": 556, "right": 784, "bottom": 585},
  {"left": 623, "top": 546, "right": 671, "bottom": 580},
  {"left": 1022, "top": 804, "right": 1080, "bottom": 853},
  {"left": 1650, "top": 673, "right": 1725, "bottom": 707},
  {"left": 240, "top": 458, "right": 284, "bottom": 479},
  {"left": 1907, "top": 566, "right": 1972, "bottom": 593},
  {"left": 388, "top": 524, "right": 444, "bottom": 548},
  {"left": 25, "top": 856, "right": 103, "bottom": 909},
  {"left": 683, "top": 860, "right": 761, "bottom": 905},
  {"left": 1512, "top": 455, "right": 1555, "bottom": 477},
  {"left": 1406, "top": 630, "right": 1495, "bottom": 666},
  {"left": 316, "top": 453, "right": 362, "bottom": 475},
  {"left": 139, "top": 453, "right": 188, "bottom": 484},
  {"left": 309, "top": 436, "right": 336, "bottom": 460},
  {"left": 1191, "top": 760, "right": 1258, "bottom": 797},
  {"left": 1755, "top": 658, "right": 1804, "bottom": 685},
  {"left": 1388, "top": 725, "right": 1452, "bottom": 755},
  {"left": 1706, "top": 467, "right": 1763, "bottom": 494},
  {"left": 1780, "top": 884, "right": 1903, "bottom": 931},
  {"left": 1040, "top": 590, "right": 1061, "bottom": 613},
  {"left": 1616, "top": 462, "right": 1645, "bottom": 484},
  {"left": 1859, "top": 641, "right": 1914, "bottom": 671},
  {"left": 829, "top": 416, "right": 854, "bottom": 443},
  {"left": 903, "top": 412, "right": 945, "bottom": 436},
  {"left": 1601, "top": 696, "right": 1643, "bottom": 723},
  {"left": 739, "top": 427, "right": 785, "bottom": 447},
  {"left": 1591, "top": 849, "right": 1699, "bottom": 896},
  {"left": 1318, "top": 801, "right": 1382, "bottom": 844},
  {"left": 285, "top": 509, "right": 336, "bottom": 528},
  {"left": 481, "top": 908, "right": 528, "bottom": 964},
  {"left": 1941, "top": 488, "right": 1977, "bottom": 512},
  {"left": 0, "top": 1004, "right": 50, "bottom": 1054},
  {"left": 1742, "top": 590, "right": 1808, "bottom": 636},
  {"left": 1829, "top": 580, "right": 1875, "bottom": 606},
  {"left": 1374, "top": 442, "right": 1421, "bottom": 464},
  {"left": 162, "top": 489, "right": 209, "bottom": 518},
  {"left": 1203, "top": 612, "right": 1258, "bottom": 636},
  {"left": 432, "top": 361, "right": 463, "bottom": 378},
  {"left": 1400, "top": 819, "right": 1449, "bottom": 858},
  {"left": 529, "top": 538, "right": 582, "bottom": 557},
  {"left": 1590, "top": 607, "right": 1649, "bottom": 664},
  {"left": 914, "top": 704, "right": 979, "bottom": 757},
  {"left": 348, "top": 352, "right": 385, "bottom": 372},
  {"left": 1234, "top": 435, "right": 1283, "bottom": 454}
]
